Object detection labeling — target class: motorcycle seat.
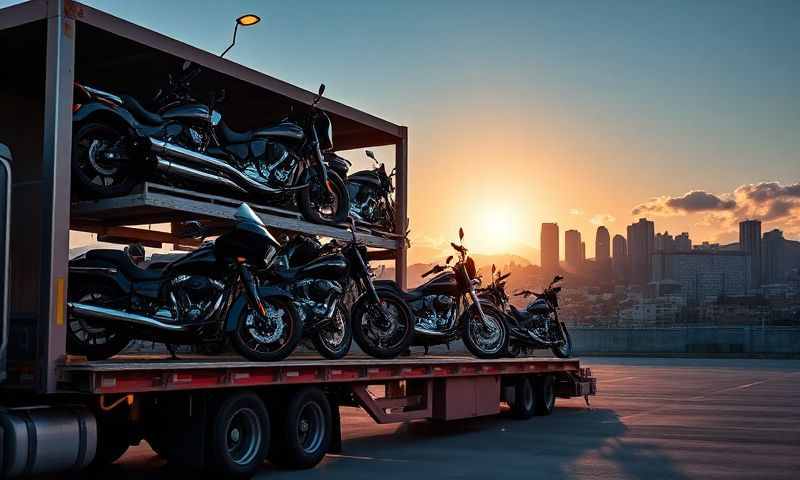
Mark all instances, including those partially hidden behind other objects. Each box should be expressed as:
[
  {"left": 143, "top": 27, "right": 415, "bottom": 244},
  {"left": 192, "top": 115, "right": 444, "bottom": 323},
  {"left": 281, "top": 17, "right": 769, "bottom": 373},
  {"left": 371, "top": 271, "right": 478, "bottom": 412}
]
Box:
[
  {"left": 509, "top": 305, "right": 529, "bottom": 323},
  {"left": 253, "top": 122, "right": 305, "bottom": 142},
  {"left": 219, "top": 120, "right": 253, "bottom": 144},
  {"left": 121, "top": 95, "right": 164, "bottom": 126},
  {"left": 85, "top": 249, "right": 163, "bottom": 282}
]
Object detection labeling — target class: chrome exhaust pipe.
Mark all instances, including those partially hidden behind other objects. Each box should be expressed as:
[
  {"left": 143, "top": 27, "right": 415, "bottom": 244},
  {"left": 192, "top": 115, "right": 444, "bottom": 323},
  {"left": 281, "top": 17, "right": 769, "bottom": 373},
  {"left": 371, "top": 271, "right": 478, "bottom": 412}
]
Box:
[
  {"left": 149, "top": 138, "right": 283, "bottom": 194},
  {"left": 413, "top": 326, "right": 451, "bottom": 337},
  {"left": 155, "top": 157, "right": 247, "bottom": 193},
  {"left": 68, "top": 302, "right": 187, "bottom": 332}
]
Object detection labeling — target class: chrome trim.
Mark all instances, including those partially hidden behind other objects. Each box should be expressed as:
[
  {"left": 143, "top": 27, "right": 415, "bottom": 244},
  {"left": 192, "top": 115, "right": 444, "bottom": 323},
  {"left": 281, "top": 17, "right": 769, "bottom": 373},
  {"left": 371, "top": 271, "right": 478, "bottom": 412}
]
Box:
[
  {"left": 69, "top": 266, "right": 119, "bottom": 274},
  {"left": 155, "top": 157, "right": 247, "bottom": 193},
  {"left": 68, "top": 302, "right": 187, "bottom": 332},
  {"left": 83, "top": 85, "right": 123, "bottom": 105},
  {"left": 149, "top": 138, "right": 283, "bottom": 194}
]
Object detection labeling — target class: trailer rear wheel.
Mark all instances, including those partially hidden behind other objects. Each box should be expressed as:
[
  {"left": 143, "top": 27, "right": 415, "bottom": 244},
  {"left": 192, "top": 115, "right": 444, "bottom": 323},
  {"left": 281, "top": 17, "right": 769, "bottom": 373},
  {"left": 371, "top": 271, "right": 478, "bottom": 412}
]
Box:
[
  {"left": 91, "top": 406, "right": 131, "bottom": 467},
  {"left": 533, "top": 375, "right": 556, "bottom": 416},
  {"left": 270, "top": 386, "right": 331, "bottom": 469},
  {"left": 510, "top": 376, "right": 536, "bottom": 419},
  {"left": 208, "top": 391, "right": 270, "bottom": 478}
]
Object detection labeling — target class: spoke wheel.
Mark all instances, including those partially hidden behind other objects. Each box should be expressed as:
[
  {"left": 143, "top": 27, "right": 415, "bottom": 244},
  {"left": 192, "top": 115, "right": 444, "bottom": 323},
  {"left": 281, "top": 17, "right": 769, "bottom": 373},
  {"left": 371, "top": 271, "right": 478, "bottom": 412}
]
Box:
[
  {"left": 231, "top": 297, "right": 302, "bottom": 361},
  {"left": 311, "top": 304, "right": 352, "bottom": 359},
  {"left": 67, "top": 283, "right": 130, "bottom": 360},
  {"left": 463, "top": 303, "right": 509, "bottom": 359},
  {"left": 351, "top": 288, "right": 414, "bottom": 359},
  {"left": 298, "top": 171, "right": 350, "bottom": 224},
  {"left": 72, "top": 123, "right": 139, "bottom": 197}
]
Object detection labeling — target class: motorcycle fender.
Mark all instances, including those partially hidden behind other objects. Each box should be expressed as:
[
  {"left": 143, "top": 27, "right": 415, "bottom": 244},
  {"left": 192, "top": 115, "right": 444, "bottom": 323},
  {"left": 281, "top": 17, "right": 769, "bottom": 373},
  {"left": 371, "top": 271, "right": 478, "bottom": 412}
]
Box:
[
  {"left": 224, "top": 285, "right": 293, "bottom": 333},
  {"left": 68, "top": 263, "right": 132, "bottom": 294},
  {"left": 73, "top": 102, "right": 157, "bottom": 138}
]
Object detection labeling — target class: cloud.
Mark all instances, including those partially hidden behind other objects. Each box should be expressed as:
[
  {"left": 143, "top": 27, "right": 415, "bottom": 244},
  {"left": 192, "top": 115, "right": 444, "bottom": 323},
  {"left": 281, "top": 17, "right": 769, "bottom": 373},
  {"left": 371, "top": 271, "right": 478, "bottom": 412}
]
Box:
[
  {"left": 590, "top": 213, "right": 616, "bottom": 226},
  {"left": 734, "top": 181, "right": 800, "bottom": 204},
  {"left": 632, "top": 191, "right": 735, "bottom": 216},
  {"left": 569, "top": 208, "right": 584, "bottom": 216}
]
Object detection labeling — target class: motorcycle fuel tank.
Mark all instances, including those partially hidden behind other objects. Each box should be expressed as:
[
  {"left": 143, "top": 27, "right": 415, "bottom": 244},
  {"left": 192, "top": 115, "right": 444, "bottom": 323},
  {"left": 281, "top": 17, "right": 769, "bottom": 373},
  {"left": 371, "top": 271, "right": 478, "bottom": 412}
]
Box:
[
  {"left": 164, "top": 244, "right": 218, "bottom": 277},
  {"left": 295, "top": 254, "right": 349, "bottom": 281},
  {"left": 161, "top": 103, "right": 211, "bottom": 123},
  {"left": 415, "top": 271, "right": 459, "bottom": 296}
]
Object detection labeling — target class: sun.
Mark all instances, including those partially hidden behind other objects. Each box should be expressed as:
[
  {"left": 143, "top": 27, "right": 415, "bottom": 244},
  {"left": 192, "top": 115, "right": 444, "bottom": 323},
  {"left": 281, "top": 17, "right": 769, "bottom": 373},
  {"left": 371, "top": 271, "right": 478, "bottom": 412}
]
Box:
[{"left": 473, "top": 205, "right": 517, "bottom": 253}]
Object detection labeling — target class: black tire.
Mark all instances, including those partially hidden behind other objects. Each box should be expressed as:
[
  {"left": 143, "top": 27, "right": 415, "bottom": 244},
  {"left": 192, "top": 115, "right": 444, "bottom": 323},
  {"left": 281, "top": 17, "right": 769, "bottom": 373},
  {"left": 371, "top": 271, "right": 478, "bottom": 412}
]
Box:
[
  {"left": 270, "top": 387, "right": 331, "bottom": 470},
  {"left": 551, "top": 324, "right": 572, "bottom": 358},
  {"left": 462, "top": 303, "right": 509, "bottom": 359},
  {"left": 298, "top": 170, "right": 350, "bottom": 225},
  {"left": 533, "top": 375, "right": 556, "bottom": 416},
  {"left": 351, "top": 287, "right": 414, "bottom": 359},
  {"left": 67, "top": 281, "right": 131, "bottom": 360},
  {"left": 91, "top": 406, "right": 131, "bottom": 467},
  {"left": 72, "top": 122, "right": 140, "bottom": 198},
  {"left": 510, "top": 376, "right": 536, "bottom": 420},
  {"left": 207, "top": 391, "right": 270, "bottom": 478},
  {"left": 311, "top": 303, "right": 352, "bottom": 360},
  {"left": 231, "top": 296, "right": 303, "bottom": 362}
]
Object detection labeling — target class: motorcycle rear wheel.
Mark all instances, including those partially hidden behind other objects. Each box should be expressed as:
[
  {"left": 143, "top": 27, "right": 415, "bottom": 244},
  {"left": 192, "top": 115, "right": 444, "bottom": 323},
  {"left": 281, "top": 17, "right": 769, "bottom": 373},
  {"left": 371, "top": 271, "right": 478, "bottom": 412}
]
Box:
[
  {"left": 298, "top": 170, "right": 350, "bottom": 225},
  {"left": 72, "top": 122, "right": 140, "bottom": 198},
  {"left": 231, "top": 297, "right": 303, "bottom": 361},
  {"left": 66, "top": 282, "right": 131, "bottom": 360}
]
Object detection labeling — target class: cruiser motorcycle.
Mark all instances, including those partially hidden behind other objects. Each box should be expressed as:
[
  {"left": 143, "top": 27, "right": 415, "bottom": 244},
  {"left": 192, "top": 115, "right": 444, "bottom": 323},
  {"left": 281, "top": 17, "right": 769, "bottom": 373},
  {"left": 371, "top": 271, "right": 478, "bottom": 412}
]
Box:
[
  {"left": 71, "top": 62, "right": 349, "bottom": 224},
  {"left": 376, "top": 229, "right": 508, "bottom": 358},
  {"left": 346, "top": 150, "right": 397, "bottom": 231},
  {"left": 66, "top": 204, "right": 303, "bottom": 361},
  {"left": 480, "top": 269, "right": 572, "bottom": 358}
]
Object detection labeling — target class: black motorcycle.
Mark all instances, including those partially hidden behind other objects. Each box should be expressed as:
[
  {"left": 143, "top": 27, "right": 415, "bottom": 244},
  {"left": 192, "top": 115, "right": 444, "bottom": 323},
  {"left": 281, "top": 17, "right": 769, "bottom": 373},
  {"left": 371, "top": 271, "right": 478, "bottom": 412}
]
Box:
[
  {"left": 481, "top": 271, "right": 572, "bottom": 358},
  {"left": 377, "top": 229, "right": 508, "bottom": 358},
  {"left": 267, "top": 222, "right": 414, "bottom": 359},
  {"left": 66, "top": 203, "right": 303, "bottom": 361},
  {"left": 72, "top": 63, "right": 349, "bottom": 225},
  {"left": 346, "top": 150, "right": 396, "bottom": 232}
]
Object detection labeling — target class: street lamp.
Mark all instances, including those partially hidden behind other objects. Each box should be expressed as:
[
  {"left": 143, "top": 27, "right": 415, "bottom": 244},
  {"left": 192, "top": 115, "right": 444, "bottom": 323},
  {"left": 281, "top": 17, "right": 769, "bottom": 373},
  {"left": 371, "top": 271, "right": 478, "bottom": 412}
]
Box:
[{"left": 221, "top": 14, "right": 261, "bottom": 58}]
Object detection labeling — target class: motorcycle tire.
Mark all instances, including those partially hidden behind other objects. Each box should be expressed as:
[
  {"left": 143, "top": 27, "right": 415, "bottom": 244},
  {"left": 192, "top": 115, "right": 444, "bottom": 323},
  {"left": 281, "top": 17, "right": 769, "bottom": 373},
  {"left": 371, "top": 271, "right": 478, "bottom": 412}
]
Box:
[
  {"left": 551, "top": 324, "right": 572, "bottom": 358},
  {"left": 231, "top": 296, "right": 303, "bottom": 362},
  {"left": 67, "top": 281, "right": 131, "bottom": 361},
  {"left": 462, "top": 302, "right": 509, "bottom": 359},
  {"left": 72, "top": 122, "right": 140, "bottom": 198},
  {"left": 351, "top": 287, "right": 414, "bottom": 359},
  {"left": 311, "top": 303, "right": 352, "bottom": 360},
  {"left": 298, "top": 170, "right": 350, "bottom": 225}
]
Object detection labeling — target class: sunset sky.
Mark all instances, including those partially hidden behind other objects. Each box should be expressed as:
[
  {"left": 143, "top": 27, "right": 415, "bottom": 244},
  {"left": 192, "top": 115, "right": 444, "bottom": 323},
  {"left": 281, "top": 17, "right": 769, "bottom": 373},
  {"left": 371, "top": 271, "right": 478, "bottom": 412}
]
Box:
[{"left": 8, "top": 0, "right": 798, "bottom": 264}]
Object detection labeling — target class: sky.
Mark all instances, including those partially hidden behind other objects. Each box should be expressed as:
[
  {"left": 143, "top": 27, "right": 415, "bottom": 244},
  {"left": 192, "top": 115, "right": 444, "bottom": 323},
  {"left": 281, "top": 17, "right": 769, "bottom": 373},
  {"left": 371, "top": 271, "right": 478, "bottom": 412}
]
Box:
[{"left": 5, "top": 0, "right": 798, "bottom": 264}]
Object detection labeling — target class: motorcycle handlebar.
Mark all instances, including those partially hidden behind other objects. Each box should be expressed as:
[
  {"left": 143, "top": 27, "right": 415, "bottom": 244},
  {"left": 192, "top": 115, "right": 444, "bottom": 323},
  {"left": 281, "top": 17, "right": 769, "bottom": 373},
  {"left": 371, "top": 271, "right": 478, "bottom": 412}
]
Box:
[{"left": 421, "top": 265, "right": 444, "bottom": 278}]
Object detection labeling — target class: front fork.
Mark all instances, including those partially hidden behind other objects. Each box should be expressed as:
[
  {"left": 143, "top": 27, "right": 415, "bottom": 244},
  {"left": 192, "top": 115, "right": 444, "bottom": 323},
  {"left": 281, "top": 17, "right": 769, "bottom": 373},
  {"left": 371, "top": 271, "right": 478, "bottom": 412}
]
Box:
[
  {"left": 239, "top": 264, "right": 267, "bottom": 318},
  {"left": 467, "top": 285, "right": 493, "bottom": 329}
]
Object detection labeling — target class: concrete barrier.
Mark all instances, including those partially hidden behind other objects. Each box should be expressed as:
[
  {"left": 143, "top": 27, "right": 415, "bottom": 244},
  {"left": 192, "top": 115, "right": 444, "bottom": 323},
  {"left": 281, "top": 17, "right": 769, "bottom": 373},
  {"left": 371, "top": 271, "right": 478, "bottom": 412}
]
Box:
[{"left": 572, "top": 326, "right": 800, "bottom": 356}]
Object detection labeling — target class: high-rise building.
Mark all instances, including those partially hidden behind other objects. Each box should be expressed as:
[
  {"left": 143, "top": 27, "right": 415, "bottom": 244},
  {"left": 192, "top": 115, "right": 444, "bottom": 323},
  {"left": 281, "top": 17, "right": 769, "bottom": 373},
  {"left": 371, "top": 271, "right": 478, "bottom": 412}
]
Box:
[
  {"left": 674, "top": 232, "right": 692, "bottom": 252},
  {"left": 739, "top": 220, "right": 761, "bottom": 289},
  {"left": 651, "top": 251, "right": 751, "bottom": 303},
  {"left": 627, "top": 218, "right": 655, "bottom": 285},
  {"left": 762, "top": 229, "right": 785, "bottom": 284},
  {"left": 564, "top": 229, "right": 582, "bottom": 270},
  {"left": 580, "top": 242, "right": 586, "bottom": 263},
  {"left": 612, "top": 234, "right": 628, "bottom": 282},
  {"left": 540, "top": 223, "right": 559, "bottom": 273},
  {"left": 655, "top": 231, "right": 675, "bottom": 252},
  {"left": 595, "top": 226, "right": 610, "bottom": 262}
]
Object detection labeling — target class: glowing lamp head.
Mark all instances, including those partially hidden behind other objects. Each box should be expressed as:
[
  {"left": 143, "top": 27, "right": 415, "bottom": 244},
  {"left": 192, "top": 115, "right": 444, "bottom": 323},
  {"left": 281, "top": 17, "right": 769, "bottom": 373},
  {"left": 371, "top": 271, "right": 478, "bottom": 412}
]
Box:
[{"left": 236, "top": 14, "right": 261, "bottom": 27}]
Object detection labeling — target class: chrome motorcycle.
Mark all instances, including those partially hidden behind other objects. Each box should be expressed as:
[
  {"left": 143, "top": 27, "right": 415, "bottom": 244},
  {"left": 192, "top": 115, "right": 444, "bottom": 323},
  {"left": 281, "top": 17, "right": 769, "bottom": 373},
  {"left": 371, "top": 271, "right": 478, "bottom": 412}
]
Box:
[
  {"left": 480, "top": 270, "right": 572, "bottom": 358},
  {"left": 346, "top": 150, "right": 397, "bottom": 232},
  {"left": 66, "top": 204, "right": 303, "bottom": 362},
  {"left": 376, "top": 229, "right": 508, "bottom": 358}
]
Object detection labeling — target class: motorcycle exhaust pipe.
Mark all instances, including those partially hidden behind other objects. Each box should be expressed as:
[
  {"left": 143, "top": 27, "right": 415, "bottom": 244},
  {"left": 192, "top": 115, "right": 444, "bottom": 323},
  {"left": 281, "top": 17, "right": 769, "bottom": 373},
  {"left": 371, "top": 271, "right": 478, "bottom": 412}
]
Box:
[
  {"left": 413, "top": 326, "right": 451, "bottom": 337},
  {"left": 68, "top": 302, "right": 187, "bottom": 332},
  {"left": 155, "top": 157, "right": 247, "bottom": 194},
  {"left": 149, "top": 138, "right": 285, "bottom": 194}
]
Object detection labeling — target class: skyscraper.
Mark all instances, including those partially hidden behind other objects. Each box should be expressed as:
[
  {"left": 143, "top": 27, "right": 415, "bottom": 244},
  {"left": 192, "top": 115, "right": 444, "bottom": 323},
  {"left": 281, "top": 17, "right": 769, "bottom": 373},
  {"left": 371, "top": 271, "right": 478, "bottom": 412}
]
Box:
[
  {"left": 564, "top": 229, "right": 582, "bottom": 270},
  {"left": 595, "top": 226, "right": 610, "bottom": 262},
  {"left": 762, "top": 229, "right": 785, "bottom": 284},
  {"left": 612, "top": 234, "right": 628, "bottom": 282},
  {"left": 739, "top": 220, "right": 761, "bottom": 289},
  {"left": 655, "top": 231, "right": 675, "bottom": 252},
  {"left": 674, "top": 232, "right": 691, "bottom": 252},
  {"left": 540, "top": 223, "right": 559, "bottom": 273},
  {"left": 627, "top": 218, "right": 655, "bottom": 285}
]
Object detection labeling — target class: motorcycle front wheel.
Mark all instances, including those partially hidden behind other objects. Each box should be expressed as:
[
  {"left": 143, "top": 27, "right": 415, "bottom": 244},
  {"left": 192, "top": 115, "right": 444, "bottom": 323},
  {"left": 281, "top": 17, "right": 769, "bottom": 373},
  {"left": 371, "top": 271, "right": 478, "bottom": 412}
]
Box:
[
  {"left": 462, "top": 303, "right": 509, "bottom": 359},
  {"left": 72, "top": 122, "right": 140, "bottom": 198},
  {"left": 311, "top": 303, "right": 352, "bottom": 360},
  {"left": 298, "top": 170, "right": 350, "bottom": 225},
  {"left": 551, "top": 324, "right": 572, "bottom": 358},
  {"left": 351, "top": 287, "right": 414, "bottom": 359},
  {"left": 231, "top": 297, "right": 303, "bottom": 361}
]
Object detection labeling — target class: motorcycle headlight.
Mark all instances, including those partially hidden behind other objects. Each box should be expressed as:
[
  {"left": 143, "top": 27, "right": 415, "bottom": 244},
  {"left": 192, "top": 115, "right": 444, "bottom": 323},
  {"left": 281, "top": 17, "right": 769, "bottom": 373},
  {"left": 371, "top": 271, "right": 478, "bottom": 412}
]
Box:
[{"left": 264, "top": 245, "right": 277, "bottom": 268}]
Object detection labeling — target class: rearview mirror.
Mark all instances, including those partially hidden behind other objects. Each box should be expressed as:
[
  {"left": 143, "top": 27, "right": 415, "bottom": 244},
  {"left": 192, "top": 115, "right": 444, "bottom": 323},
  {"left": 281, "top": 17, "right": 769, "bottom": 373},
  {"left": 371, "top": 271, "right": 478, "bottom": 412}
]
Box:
[
  {"left": 179, "top": 220, "right": 205, "bottom": 239},
  {"left": 458, "top": 227, "right": 464, "bottom": 241},
  {"left": 491, "top": 264, "right": 496, "bottom": 274},
  {"left": 318, "top": 83, "right": 326, "bottom": 97},
  {"left": 554, "top": 275, "right": 563, "bottom": 282},
  {"left": 446, "top": 255, "right": 453, "bottom": 264},
  {"left": 366, "top": 150, "right": 375, "bottom": 160}
]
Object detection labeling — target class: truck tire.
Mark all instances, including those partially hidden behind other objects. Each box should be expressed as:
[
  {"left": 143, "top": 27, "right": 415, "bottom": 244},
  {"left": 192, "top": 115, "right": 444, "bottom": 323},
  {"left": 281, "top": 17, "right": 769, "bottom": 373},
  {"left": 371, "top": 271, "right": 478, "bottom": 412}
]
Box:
[
  {"left": 270, "top": 387, "right": 331, "bottom": 469},
  {"left": 533, "top": 375, "right": 556, "bottom": 416},
  {"left": 208, "top": 391, "right": 270, "bottom": 478},
  {"left": 510, "top": 376, "right": 536, "bottom": 419},
  {"left": 91, "top": 406, "right": 131, "bottom": 467}
]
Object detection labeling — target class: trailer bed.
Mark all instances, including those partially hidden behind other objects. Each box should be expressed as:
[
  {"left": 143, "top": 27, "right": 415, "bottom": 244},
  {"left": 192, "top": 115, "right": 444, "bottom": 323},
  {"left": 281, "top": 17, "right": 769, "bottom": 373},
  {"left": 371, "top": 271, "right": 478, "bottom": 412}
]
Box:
[{"left": 58, "top": 355, "right": 587, "bottom": 395}]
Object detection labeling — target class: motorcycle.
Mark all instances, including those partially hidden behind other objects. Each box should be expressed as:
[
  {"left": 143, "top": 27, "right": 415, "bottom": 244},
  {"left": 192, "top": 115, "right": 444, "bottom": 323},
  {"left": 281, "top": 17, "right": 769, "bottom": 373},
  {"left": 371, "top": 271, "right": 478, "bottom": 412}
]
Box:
[
  {"left": 66, "top": 203, "right": 303, "bottom": 362},
  {"left": 376, "top": 228, "right": 508, "bottom": 358},
  {"left": 71, "top": 62, "right": 350, "bottom": 225},
  {"left": 346, "top": 150, "right": 397, "bottom": 232},
  {"left": 480, "top": 269, "right": 572, "bottom": 358},
  {"left": 267, "top": 221, "right": 415, "bottom": 359}
]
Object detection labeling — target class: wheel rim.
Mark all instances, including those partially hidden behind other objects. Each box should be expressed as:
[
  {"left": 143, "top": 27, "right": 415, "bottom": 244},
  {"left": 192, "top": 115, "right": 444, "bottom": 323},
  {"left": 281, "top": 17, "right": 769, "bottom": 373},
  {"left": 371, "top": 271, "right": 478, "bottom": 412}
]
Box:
[
  {"left": 319, "top": 308, "right": 347, "bottom": 352},
  {"left": 241, "top": 301, "right": 293, "bottom": 353},
  {"left": 225, "top": 407, "right": 262, "bottom": 466},
  {"left": 75, "top": 127, "right": 130, "bottom": 189},
  {"left": 468, "top": 309, "right": 505, "bottom": 354},
  {"left": 312, "top": 180, "right": 341, "bottom": 221},
  {"left": 359, "top": 298, "right": 408, "bottom": 352},
  {"left": 297, "top": 401, "right": 326, "bottom": 454},
  {"left": 544, "top": 380, "right": 555, "bottom": 410},
  {"left": 69, "top": 292, "right": 122, "bottom": 346},
  {"left": 522, "top": 380, "right": 534, "bottom": 411}
]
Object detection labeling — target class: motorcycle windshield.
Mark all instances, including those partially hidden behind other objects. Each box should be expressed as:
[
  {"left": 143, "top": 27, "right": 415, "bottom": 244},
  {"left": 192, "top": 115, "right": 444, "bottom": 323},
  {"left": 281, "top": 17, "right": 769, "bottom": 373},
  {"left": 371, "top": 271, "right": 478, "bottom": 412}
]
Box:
[{"left": 234, "top": 203, "right": 265, "bottom": 227}]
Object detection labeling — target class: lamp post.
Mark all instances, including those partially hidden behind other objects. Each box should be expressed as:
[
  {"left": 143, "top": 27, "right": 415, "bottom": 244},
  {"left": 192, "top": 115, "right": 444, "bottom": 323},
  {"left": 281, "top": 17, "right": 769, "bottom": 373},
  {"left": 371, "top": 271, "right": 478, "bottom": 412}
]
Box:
[{"left": 221, "top": 14, "right": 261, "bottom": 58}]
